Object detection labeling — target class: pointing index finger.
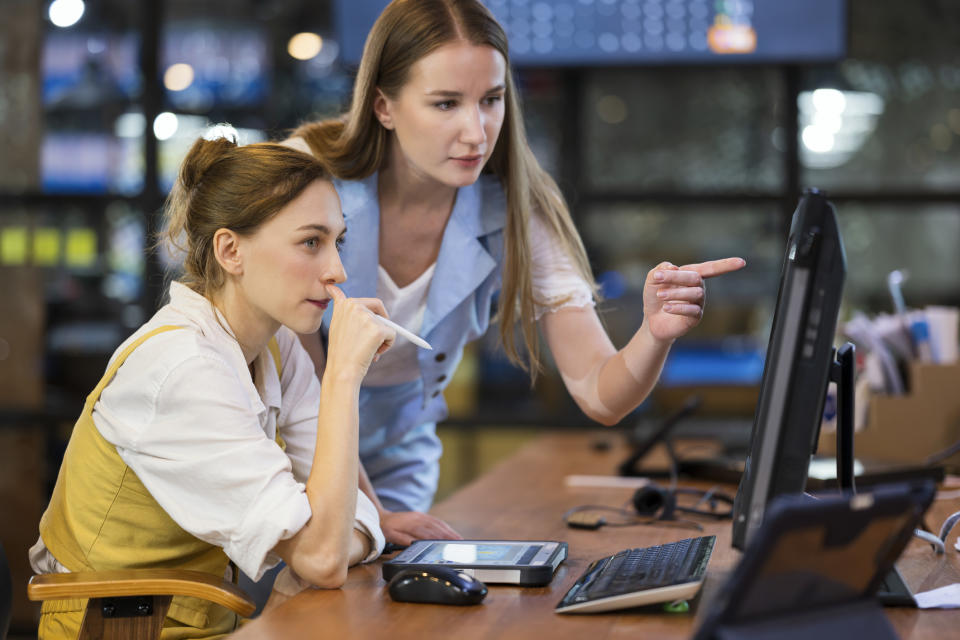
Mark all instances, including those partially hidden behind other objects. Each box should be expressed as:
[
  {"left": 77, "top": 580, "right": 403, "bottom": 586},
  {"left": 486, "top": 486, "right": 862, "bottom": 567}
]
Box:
[{"left": 680, "top": 257, "right": 746, "bottom": 279}]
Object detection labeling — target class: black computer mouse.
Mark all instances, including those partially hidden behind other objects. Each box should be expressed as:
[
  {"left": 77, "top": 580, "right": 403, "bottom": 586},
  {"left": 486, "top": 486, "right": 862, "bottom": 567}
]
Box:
[{"left": 387, "top": 567, "right": 488, "bottom": 605}]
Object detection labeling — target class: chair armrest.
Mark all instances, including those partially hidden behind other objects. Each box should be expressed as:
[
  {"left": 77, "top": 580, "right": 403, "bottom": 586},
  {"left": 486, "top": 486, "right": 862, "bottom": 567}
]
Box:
[{"left": 27, "top": 569, "right": 255, "bottom": 617}]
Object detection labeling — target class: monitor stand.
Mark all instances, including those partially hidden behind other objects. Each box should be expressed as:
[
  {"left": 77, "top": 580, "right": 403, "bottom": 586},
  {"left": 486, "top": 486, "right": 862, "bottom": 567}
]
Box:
[{"left": 828, "top": 343, "right": 917, "bottom": 608}]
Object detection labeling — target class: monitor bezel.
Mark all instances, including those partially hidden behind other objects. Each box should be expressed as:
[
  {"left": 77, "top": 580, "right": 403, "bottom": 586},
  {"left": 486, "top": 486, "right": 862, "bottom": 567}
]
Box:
[{"left": 732, "top": 189, "right": 847, "bottom": 550}]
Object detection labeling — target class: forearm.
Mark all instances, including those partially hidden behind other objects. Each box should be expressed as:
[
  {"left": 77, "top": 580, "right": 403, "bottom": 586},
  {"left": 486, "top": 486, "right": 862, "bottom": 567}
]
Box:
[
  {"left": 561, "top": 323, "right": 672, "bottom": 426},
  {"left": 279, "top": 373, "right": 361, "bottom": 587},
  {"left": 595, "top": 323, "right": 673, "bottom": 420}
]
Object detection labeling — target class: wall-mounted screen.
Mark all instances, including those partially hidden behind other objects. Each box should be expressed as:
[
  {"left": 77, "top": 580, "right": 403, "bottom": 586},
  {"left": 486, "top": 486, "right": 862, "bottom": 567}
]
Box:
[{"left": 336, "top": 0, "right": 846, "bottom": 67}]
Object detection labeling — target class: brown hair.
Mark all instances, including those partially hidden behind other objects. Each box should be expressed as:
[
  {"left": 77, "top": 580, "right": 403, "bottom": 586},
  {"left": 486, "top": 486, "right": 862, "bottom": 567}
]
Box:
[
  {"left": 292, "top": 0, "right": 596, "bottom": 378},
  {"left": 161, "top": 136, "right": 327, "bottom": 297}
]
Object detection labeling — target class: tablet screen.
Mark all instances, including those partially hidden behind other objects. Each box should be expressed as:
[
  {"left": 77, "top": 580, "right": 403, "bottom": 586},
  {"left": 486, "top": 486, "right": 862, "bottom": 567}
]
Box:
[{"left": 414, "top": 542, "right": 537, "bottom": 566}]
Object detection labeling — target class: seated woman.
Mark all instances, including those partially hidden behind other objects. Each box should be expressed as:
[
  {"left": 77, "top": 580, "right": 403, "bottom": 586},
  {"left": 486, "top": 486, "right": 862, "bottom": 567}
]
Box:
[{"left": 30, "top": 134, "right": 394, "bottom": 639}]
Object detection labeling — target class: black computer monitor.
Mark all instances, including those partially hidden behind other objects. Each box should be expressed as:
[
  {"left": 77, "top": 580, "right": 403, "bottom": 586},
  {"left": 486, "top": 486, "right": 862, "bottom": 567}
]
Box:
[{"left": 731, "top": 189, "right": 847, "bottom": 550}]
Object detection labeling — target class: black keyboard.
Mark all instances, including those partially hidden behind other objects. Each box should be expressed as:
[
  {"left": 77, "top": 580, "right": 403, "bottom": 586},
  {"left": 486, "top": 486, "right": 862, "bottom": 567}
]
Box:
[{"left": 556, "top": 535, "right": 716, "bottom": 614}]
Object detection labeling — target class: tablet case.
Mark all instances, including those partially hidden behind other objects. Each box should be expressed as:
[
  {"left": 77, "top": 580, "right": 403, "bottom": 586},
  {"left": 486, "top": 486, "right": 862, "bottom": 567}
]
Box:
[
  {"left": 383, "top": 539, "right": 568, "bottom": 587},
  {"left": 695, "top": 480, "right": 936, "bottom": 640}
]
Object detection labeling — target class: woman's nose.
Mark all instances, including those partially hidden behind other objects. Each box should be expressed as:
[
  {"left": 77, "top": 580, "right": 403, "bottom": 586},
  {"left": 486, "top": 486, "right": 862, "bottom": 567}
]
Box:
[
  {"left": 460, "top": 105, "right": 485, "bottom": 145},
  {"left": 324, "top": 252, "right": 347, "bottom": 285}
]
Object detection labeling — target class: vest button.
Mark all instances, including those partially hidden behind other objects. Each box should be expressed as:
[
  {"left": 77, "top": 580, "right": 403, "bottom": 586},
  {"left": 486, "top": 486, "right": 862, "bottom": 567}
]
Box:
[
  {"left": 435, "top": 353, "right": 446, "bottom": 362},
  {"left": 432, "top": 390, "right": 441, "bottom": 398},
  {"left": 436, "top": 374, "right": 447, "bottom": 383}
]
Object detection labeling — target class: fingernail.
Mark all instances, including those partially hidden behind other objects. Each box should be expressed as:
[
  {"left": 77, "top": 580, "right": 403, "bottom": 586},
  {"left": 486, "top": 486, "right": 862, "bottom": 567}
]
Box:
[
  {"left": 654, "top": 271, "right": 664, "bottom": 282},
  {"left": 663, "top": 303, "right": 673, "bottom": 311},
  {"left": 657, "top": 290, "right": 668, "bottom": 298}
]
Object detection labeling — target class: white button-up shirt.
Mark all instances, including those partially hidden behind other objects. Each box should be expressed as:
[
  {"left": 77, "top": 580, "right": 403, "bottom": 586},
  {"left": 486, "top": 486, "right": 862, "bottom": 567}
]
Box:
[{"left": 31, "top": 281, "right": 384, "bottom": 582}]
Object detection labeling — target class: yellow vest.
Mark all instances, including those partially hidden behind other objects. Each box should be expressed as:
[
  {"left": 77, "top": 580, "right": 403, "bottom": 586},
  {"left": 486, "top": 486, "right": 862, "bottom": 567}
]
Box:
[{"left": 38, "top": 326, "right": 283, "bottom": 639}]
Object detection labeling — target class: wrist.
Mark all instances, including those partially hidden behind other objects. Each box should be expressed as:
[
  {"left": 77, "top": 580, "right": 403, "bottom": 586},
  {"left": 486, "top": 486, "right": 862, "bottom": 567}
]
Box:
[
  {"left": 638, "top": 320, "right": 675, "bottom": 350},
  {"left": 321, "top": 360, "right": 367, "bottom": 387}
]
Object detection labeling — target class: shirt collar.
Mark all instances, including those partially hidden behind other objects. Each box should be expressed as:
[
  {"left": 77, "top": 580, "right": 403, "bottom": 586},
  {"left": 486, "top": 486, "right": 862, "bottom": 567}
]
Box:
[
  {"left": 164, "top": 281, "right": 281, "bottom": 415},
  {"left": 331, "top": 172, "right": 507, "bottom": 302}
]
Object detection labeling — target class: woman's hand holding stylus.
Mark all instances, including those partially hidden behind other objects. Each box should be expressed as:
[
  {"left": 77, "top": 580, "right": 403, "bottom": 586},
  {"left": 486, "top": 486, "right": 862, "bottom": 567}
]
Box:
[{"left": 323, "top": 284, "right": 395, "bottom": 383}]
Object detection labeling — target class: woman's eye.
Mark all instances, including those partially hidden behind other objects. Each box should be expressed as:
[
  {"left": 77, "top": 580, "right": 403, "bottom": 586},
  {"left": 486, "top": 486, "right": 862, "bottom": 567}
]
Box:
[
  {"left": 303, "top": 238, "right": 319, "bottom": 249},
  {"left": 435, "top": 100, "right": 456, "bottom": 111},
  {"left": 484, "top": 95, "right": 503, "bottom": 106},
  {"left": 335, "top": 237, "right": 345, "bottom": 253}
]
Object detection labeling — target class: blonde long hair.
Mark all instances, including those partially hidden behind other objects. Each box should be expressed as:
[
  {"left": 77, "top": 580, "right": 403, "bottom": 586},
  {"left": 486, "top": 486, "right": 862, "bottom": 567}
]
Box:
[{"left": 293, "top": 0, "right": 596, "bottom": 377}]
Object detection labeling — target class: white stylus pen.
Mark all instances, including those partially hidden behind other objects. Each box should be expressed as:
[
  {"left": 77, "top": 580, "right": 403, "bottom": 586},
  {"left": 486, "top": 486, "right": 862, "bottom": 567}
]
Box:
[{"left": 371, "top": 314, "right": 433, "bottom": 350}]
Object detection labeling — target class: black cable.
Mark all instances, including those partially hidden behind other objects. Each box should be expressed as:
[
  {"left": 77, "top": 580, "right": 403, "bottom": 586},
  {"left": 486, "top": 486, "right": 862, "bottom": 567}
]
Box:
[{"left": 561, "top": 504, "right": 703, "bottom": 532}]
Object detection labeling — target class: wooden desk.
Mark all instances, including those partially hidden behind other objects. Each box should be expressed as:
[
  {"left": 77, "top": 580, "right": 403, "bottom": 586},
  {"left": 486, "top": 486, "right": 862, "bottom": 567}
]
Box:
[{"left": 232, "top": 431, "right": 960, "bottom": 639}]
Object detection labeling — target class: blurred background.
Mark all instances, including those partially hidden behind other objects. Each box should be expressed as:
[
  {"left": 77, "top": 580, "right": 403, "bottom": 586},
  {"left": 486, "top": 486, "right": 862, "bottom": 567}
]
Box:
[{"left": 1, "top": 0, "right": 959, "bottom": 632}]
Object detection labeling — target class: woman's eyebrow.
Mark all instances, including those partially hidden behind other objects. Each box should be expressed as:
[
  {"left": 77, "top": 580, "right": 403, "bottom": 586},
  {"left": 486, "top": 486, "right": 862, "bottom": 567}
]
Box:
[
  {"left": 296, "top": 224, "right": 332, "bottom": 234},
  {"left": 425, "top": 84, "right": 506, "bottom": 97}
]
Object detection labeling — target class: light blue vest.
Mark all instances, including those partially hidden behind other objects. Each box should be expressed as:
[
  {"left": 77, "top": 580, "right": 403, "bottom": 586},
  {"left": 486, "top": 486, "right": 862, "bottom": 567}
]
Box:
[{"left": 322, "top": 172, "right": 507, "bottom": 511}]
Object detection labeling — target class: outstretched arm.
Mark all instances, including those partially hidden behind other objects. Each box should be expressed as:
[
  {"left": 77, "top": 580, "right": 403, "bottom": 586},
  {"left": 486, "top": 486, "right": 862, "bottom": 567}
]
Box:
[{"left": 542, "top": 258, "right": 746, "bottom": 425}]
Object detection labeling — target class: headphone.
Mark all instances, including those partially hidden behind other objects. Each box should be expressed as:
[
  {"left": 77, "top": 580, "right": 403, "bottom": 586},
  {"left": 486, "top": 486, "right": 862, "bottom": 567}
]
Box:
[
  {"left": 563, "top": 482, "right": 734, "bottom": 531},
  {"left": 631, "top": 482, "right": 734, "bottom": 521}
]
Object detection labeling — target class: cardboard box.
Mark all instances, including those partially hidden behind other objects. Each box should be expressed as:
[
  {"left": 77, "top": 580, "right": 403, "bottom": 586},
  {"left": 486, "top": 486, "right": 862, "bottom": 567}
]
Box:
[{"left": 818, "top": 362, "right": 960, "bottom": 469}]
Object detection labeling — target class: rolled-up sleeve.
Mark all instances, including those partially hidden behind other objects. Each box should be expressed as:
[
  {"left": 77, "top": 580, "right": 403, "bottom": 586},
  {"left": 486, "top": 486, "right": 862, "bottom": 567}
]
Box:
[
  {"left": 270, "top": 489, "right": 385, "bottom": 598},
  {"left": 100, "top": 350, "right": 312, "bottom": 581},
  {"left": 354, "top": 489, "right": 385, "bottom": 562}
]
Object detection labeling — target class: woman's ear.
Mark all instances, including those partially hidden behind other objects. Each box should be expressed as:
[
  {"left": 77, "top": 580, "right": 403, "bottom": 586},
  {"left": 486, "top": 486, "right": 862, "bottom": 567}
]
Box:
[
  {"left": 213, "top": 228, "right": 244, "bottom": 277},
  {"left": 372, "top": 88, "right": 395, "bottom": 130}
]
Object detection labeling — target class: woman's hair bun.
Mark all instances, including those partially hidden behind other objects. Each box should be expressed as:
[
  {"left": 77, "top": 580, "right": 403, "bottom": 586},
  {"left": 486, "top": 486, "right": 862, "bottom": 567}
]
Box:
[{"left": 178, "top": 135, "right": 238, "bottom": 192}]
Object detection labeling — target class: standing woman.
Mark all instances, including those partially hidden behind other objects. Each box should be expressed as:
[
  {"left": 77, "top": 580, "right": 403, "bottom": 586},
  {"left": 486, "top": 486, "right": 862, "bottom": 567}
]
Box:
[
  {"left": 288, "top": 0, "right": 744, "bottom": 543},
  {"left": 31, "top": 136, "right": 392, "bottom": 638}
]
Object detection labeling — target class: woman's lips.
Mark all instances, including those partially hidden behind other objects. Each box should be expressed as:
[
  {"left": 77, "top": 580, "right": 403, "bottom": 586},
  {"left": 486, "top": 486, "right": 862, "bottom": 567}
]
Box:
[
  {"left": 452, "top": 154, "right": 482, "bottom": 168},
  {"left": 308, "top": 298, "right": 330, "bottom": 309}
]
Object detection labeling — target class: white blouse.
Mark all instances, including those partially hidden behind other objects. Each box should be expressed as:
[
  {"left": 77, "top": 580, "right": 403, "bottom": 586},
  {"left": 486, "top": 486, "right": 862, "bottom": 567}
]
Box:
[
  {"left": 364, "top": 263, "right": 435, "bottom": 387},
  {"left": 31, "top": 281, "right": 384, "bottom": 582},
  {"left": 528, "top": 210, "right": 596, "bottom": 319},
  {"left": 362, "top": 210, "right": 596, "bottom": 386}
]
